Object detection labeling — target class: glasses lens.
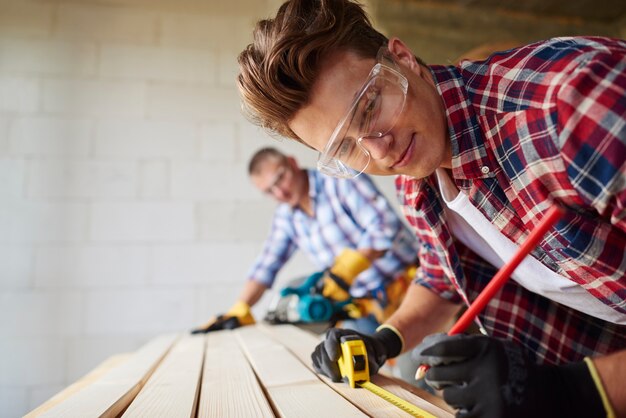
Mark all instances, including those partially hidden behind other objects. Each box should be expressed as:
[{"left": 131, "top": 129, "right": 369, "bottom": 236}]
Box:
[
  {"left": 353, "top": 72, "right": 406, "bottom": 137},
  {"left": 372, "top": 73, "right": 406, "bottom": 135},
  {"left": 264, "top": 166, "right": 286, "bottom": 194},
  {"left": 323, "top": 120, "right": 369, "bottom": 176},
  {"left": 317, "top": 156, "right": 360, "bottom": 178}
]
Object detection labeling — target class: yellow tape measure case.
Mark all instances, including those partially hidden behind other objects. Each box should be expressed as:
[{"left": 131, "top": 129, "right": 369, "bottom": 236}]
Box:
[{"left": 337, "top": 336, "right": 370, "bottom": 388}]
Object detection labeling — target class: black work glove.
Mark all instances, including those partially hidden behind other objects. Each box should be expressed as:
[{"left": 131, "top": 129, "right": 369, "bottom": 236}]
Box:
[
  {"left": 190, "top": 315, "right": 241, "bottom": 334},
  {"left": 311, "top": 327, "right": 402, "bottom": 382},
  {"left": 190, "top": 301, "right": 255, "bottom": 334},
  {"left": 412, "top": 333, "right": 608, "bottom": 418}
]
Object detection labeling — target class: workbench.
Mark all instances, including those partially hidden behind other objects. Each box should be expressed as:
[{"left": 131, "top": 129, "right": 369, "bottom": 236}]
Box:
[{"left": 26, "top": 324, "right": 454, "bottom": 417}]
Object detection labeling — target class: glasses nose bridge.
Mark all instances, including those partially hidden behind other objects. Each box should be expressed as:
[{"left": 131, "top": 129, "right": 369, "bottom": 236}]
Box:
[
  {"left": 268, "top": 182, "right": 287, "bottom": 198},
  {"left": 262, "top": 167, "right": 285, "bottom": 194},
  {"left": 357, "top": 132, "right": 391, "bottom": 160}
]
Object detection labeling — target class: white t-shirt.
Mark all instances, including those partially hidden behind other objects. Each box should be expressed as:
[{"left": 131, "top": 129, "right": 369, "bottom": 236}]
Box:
[{"left": 435, "top": 168, "right": 625, "bottom": 325}]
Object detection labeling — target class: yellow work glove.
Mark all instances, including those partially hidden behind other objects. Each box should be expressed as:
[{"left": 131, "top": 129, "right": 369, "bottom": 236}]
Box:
[
  {"left": 380, "top": 264, "right": 416, "bottom": 320},
  {"left": 322, "top": 248, "right": 371, "bottom": 302},
  {"left": 190, "top": 301, "right": 255, "bottom": 334}
]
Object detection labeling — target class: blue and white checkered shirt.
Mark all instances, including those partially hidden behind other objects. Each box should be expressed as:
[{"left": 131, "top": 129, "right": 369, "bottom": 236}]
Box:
[{"left": 248, "top": 169, "right": 420, "bottom": 297}]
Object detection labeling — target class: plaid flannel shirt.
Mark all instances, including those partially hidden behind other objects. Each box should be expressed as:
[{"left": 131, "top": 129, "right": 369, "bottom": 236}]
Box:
[
  {"left": 249, "top": 169, "right": 420, "bottom": 297},
  {"left": 396, "top": 36, "right": 626, "bottom": 365}
]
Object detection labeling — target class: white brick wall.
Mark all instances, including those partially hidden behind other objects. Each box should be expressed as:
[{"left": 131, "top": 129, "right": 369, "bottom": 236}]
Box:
[
  {"left": 83, "top": 288, "right": 196, "bottom": 335},
  {"left": 0, "top": 291, "right": 83, "bottom": 336},
  {"left": 0, "top": 158, "right": 25, "bottom": 198},
  {"left": 0, "top": 1, "right": 54, "bottom": 38},
  {"left": 95, "top": 120, "right": 197, "bottom": 159},
  {"left": 10, "top": 117, "right": 92, "bottom": 157},
  {"left": 27, "top": 160, "right": 137, "bottom": 198},
  {"left": 199, "top": 121, "right": 237, "bottom": 161},
  {"left": 0, "top": 338, "right": 66, "bottom": 386},
  {"left": 55, "top": 4, "right": 158, "bottom": 44},
  {"left": 34, "top": 245, "right": 149, "bottom": 288},
  {"left": 100, "top": 45, "right": 215, "bottom": 83},
  {"left": 0, "top": 76, "right": 39, "bottom": 113},
  {"left": 0, "top": 385, "right": 29, "bottom": 418},
  {"left": 0, "top": 117, "right": 8, "bottom": 153},
  {"left": 42, "top": 79, "right": 145, "bottom": 117},
  {"left": 146, "top": 84, "right": 241, "bottom": 120},
  {"left": 138, "top": 160, "right": 170, "bottom": 198},
  {"left": 0, "top": 0, "right": 395, "bottom": 415},
  {"left": 90, "top": 202, "right": 195, "bottom": 241},
  {"left": 0, "top": 201, "right": 89, "bottom": 244},
  {"left": 0, "top": 39, "right": 97, "bottom": 75},
  {"left": 151, "top": 242, "right": 261, "bottom": 285},
  {"left": 0, "top": 245, "right": 33, "bottom": 289}
]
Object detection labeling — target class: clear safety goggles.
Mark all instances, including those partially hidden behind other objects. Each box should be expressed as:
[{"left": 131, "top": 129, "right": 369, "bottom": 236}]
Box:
[{"left": 317, "top": 47, "right": 408, "bottom": 179}]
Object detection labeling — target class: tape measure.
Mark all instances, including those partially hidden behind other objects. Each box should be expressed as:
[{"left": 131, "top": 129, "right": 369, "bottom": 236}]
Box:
[{"left": 337, "top": 336, "right": 437, "bottom": 418}]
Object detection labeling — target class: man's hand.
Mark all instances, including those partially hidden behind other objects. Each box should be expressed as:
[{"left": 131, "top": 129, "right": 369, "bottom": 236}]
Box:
[
  {"left": 412, "top": 333, "right": 610, "bottom": 418},
  {"left": 311, "top": 326, "right": 402, "bottom": 382},
  {"left": 321, "top": 248, "right": 371, "bottom": 302},
  {"left": 191, "top": 301, "right": 255, "bottom": 334}
]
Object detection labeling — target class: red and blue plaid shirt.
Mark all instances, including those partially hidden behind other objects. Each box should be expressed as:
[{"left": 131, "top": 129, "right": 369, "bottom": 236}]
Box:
[{"left": 396, "top": 36, "right": 626, "bottom": 365}]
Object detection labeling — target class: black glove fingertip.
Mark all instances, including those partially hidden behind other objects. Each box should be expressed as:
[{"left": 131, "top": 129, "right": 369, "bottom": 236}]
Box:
[
  {"left": 311, "top": 344, "right": 323, "bottom": 370},
  {"left": 323, "top": 360, "right": 342, "bottom": 382},
  {"left": 222, "top": 317, "right": 241, "bottom": 330},
  {"left": 324, "top": 328, "right": 344, "bottom": 361}
]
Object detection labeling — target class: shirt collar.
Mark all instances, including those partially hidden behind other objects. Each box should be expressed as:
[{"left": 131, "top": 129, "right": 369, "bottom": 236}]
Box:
[
  {"left": 430, "top": 65, "right": 496, "bottom": 180},
  {"left": 281, "top": 169, "right": 318, "bottom": 217},
  {"left": 307, "top": 169, "right": 319, "bottom": 204},
  {"left": 292, "top": 169, "right": 317, "bottom": 217}
]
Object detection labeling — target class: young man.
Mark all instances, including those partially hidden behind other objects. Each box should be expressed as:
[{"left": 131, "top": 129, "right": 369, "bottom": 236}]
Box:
[
  {"left": 192, "top": 147, "right": 420, "bottom": 334},
  {"left": 236, "top": 1, "right": 626, "bottom": 416}
]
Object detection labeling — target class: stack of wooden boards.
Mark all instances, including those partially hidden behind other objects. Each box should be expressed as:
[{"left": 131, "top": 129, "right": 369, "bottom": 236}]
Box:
[{"left": 26, "top": 324, "right": 454, "bottom": 417}]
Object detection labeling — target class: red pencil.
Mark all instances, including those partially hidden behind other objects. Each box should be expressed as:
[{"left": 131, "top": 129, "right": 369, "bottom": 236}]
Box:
[{"left": 415, "top": 205, "right": 563, "bottom": 379}]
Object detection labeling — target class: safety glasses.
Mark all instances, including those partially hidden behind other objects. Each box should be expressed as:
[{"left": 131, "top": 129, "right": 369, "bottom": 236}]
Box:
[
  {"left": 262, "top": 165, "right": 287, "bottom": 195},
  {"left": 317, "top": 47, "right": 408, "bottom": 178}
]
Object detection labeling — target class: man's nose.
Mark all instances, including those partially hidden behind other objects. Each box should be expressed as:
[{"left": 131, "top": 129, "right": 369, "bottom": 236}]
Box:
[
  {"left": 271, "top": 186, "right": 288, "bottom": 201},
  {"left": 358, "top": 133, "right": 392, "bottom": 160}
]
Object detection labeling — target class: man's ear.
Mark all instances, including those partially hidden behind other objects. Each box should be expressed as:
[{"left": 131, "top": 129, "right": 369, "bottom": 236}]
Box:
[
  {"left": 286, "top": 156, "right": 299, "bottom": 170},
  {"left": 388, "top": 37, "right": 423, "bottom": 75}
]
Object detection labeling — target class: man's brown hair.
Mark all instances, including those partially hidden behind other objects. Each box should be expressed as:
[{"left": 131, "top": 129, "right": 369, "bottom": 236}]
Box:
[{"left": 237, "top": 0, "right": 387, "bottom": 142}]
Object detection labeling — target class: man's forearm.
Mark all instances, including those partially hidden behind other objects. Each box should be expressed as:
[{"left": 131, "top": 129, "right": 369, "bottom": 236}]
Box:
[
  {"left": 238, "top": 279, "right": 269, "bottom": 307},
  {"left": 385, "top": 282, "right": 461, "bottom": 353},
  {"left": 357, "top": 247, "right": 386, "bottom": 261},
  {"left": 593, "top": 349, "right": 626, "bottom": 417}
]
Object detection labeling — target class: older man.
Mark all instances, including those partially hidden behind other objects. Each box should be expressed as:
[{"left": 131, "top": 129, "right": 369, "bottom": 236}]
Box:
[{"left": 192, "top": 147, "right": 420, "bottom": 335}]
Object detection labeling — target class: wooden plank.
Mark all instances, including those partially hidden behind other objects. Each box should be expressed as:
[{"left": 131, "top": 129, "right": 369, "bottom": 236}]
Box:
[
  {"left": 236, "top": 326, "right": 367, "bottom": 418},
  {"left": 236, "top": 327, "right": 316, "bottom": 388},
  {"left": 268, "top": 382, "right": 370, "bottom": 417},
  {"left": 370, "top": 375, "right": 454, "bottom": 417},
  {"left": 25, "top": 354, "right": 132, "bottom": 418},
  {"left": 36, "top": 334, "right": 179, "bottom": 418},
  {"left": 197, "top": 330, "right": 274, "bottom": 418},
  {"left": 257, "top": 324, "right": 411, "bottom": 417},
  {"left": 122, "top": 335, "right": 205, "bottom": 418},
  {"left": 259, "top": 324, "right": 454, "bottom": 418}
]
